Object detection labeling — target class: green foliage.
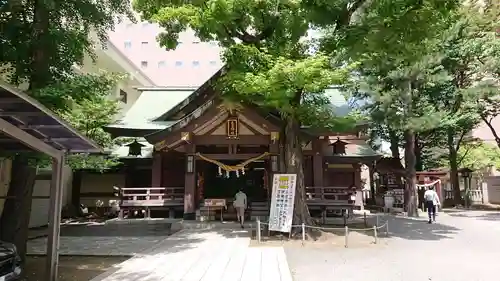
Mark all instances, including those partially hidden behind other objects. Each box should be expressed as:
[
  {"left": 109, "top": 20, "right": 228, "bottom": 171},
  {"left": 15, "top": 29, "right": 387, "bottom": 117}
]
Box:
[
  {"left": 38, "top": 73, "right": 123, "bottom": 170},
  {"left": 453, "top": 142, "right": 500, "bottom": 175},
  {"left": 132, "top": 0, "right": 364, "bottom": 134},
  {"left": 0, "top": 0, "right": 133, "bottom": 86}
]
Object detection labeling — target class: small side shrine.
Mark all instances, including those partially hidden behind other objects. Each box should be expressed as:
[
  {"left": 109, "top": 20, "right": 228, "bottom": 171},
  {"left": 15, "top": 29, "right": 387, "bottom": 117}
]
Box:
[{"left": 374, "top": 157, "right": 405, "bottom": 210}]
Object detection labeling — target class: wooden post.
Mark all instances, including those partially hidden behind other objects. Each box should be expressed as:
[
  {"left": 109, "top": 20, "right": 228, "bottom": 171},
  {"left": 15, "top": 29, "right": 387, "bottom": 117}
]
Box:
[
  {"left": 373, "top": 226, "right": 378, "bottom": 244},
  {"left": 257, "top": 218, "right": 261, "bottom": 243},
  {"left": 301, "top": 223, "right": 306, "bottom": 245},
  {"left": 386, "top": 220, "right": 389, "bottom": 237},
  {"left": 344, "top": 226, "right": 349, "bottom": 248},
  {"left": 363, "top": 212, "right": 367, "bottom": 227},
  {"left": 376, "top": 214, "right": 379, "bottom": 227}
]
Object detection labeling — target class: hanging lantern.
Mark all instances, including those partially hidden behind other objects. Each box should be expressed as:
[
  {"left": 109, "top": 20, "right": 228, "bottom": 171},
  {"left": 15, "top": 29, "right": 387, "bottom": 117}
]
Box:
[{"left": 218, "top": 166, "right": 222, "bottom": 176}]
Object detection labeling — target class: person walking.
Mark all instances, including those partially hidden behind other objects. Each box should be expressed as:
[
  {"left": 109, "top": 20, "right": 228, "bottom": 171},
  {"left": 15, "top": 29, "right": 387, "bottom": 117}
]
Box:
[
  {"left": 233, "top": 188, "right": 247, "bottom": 229},
  {"left": 423, "top": 186, "right": 440, "bottom": 224}
]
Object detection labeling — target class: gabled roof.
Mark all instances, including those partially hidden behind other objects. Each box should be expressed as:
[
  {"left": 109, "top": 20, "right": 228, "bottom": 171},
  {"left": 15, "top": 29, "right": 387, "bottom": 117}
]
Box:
[
  {"left": 105, "top": 66, "right": 359, "bottom": 139},
  {"left": 104, "top": 87, "right": 193, "bottom": 137}
]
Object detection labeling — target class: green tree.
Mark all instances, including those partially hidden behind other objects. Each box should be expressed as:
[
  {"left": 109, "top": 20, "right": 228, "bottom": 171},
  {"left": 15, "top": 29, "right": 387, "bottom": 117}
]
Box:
[
  {"left": 326, "top": 0, "right": 459, "bottom": 216},
  {"left": 132, "top": 0, "right": 364, "bottom": 227},
  {"left": 0, "top": 0, "right": 132, "bottom": 263}
]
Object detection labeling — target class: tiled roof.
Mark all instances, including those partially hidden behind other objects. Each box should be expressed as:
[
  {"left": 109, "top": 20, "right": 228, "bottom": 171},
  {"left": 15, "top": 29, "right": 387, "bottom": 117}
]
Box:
[{"left": 110, "top": 88, "right": 193, "bottom": 130}]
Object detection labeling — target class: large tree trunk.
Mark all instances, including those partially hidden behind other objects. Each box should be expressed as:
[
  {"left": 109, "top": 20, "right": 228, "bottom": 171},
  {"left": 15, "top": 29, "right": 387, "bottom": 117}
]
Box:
[
  {"left": 0, "top": 156, "right": 37, "bottom": 264},
  {"left": 414, "top": 134, "right": 424, "bottom": 171},
  {"left": 284, "top": 116, "right": 314, "bottom": 227},
  {"left": 388, "top": 129, "right": 400, "bottom": 160},
  {"left": 447, "top": 129, "right": 461, "bottom": 206},
  {"left": 404, "top": 130, "right": 418, "bottom": 217}
]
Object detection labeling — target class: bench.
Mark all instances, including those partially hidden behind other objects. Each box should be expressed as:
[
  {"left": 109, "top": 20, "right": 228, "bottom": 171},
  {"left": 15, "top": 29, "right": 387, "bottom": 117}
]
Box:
[{"left": 114, "top": 186, "right": 184, "bottom": 219}]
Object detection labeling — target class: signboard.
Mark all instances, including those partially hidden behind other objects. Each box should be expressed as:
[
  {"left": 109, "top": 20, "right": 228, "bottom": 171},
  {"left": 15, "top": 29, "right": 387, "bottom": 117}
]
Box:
[
  {"left": 204, "top": 198, "right": 226, "bottom": 207},
  {"left": 268, "top": 174, "right": 297, "bottom": 232}
]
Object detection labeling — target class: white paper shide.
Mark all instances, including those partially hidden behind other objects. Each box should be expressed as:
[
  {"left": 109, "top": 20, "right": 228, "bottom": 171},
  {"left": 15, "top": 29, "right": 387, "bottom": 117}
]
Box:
[{"left": 268, "top": 174, "right": 297, "bottom": 232}]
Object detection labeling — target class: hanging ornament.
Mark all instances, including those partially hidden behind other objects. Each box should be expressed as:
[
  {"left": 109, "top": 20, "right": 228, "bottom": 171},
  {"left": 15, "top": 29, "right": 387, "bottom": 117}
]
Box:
[
  {"left": 241, "top": 167, "right": 245, "bottom": 175},
  {"left": 218, "top": 166, "right": 222, "bottom": 176},
  {"left": 226, "top": 170, "right": 230, "bottom": 178},
  {"left": 236, "top": 170, "right": 240, "bottom": 177}
]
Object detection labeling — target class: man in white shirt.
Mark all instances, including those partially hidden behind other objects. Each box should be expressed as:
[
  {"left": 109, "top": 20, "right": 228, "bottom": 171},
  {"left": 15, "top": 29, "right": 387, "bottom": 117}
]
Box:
[
  {"left": 233, "top": 188, "right": 247, "bottom": 228},
  {"left": 423, "top": 186, "right": 441, "bottom": 224}
]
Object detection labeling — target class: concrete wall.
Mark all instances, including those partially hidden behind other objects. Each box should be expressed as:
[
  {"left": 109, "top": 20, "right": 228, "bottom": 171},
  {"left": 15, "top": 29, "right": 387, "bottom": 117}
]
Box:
[{"left": 80, "top": 173, "right": 125, "bottom": 207}]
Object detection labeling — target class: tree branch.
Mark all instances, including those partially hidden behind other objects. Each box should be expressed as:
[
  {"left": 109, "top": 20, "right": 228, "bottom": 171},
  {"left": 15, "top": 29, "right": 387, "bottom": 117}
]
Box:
[
  {"left": 455, "top": 129, "right": 467, "bottom": 151},
  {"left": 457, "top": 144, "right": 472, "bottom": 167},
  {"left": 481, "top": 115, "right": 500, "bottom": 148},
  {"left": 336, "top": 0, "right": 368, "bottom": 27}
]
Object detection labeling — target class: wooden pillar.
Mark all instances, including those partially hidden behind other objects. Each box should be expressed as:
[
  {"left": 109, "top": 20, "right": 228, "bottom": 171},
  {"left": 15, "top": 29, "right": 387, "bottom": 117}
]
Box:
[
  {"left": 151, "top": 152, "right": 162, "bottom": 187},
  {"left": 353, "top": 163, "right": 363, "bottom": 210},
  {"left": 184, "top": 144, "right": 196, "bottom": 220},
  {"left": 312, "top": 139, "right": 323, "bottom": 197},
  {"left": 268, "top": 143, "right": 279, "bottom": 200},
  {"left": 369, "top": 162, "right": 376, "bottom": 205}
]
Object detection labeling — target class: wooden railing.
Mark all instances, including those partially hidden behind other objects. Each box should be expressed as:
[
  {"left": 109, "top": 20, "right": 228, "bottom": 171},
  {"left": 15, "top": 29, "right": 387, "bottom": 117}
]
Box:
[
  {"left": 115, "top": 187, "right": 185, "bottom": 207},
  {"left": 305, "top": 186, "right": 355, "bottom": 206}
]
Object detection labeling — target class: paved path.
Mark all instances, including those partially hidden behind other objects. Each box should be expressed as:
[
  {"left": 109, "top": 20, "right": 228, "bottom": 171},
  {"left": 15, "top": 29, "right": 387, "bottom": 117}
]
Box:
[
  {"left": 28, "top": 223, "right": 175, "bottom": 256},
  {"left": 91, "top": 228, "right": 293, "bottom": 281},
  {"left": 285, "top": 211, "right": 500, "bottom": 281}
]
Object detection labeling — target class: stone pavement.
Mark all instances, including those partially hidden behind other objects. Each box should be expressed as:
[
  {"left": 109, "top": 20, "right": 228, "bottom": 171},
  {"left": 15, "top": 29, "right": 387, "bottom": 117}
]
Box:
[
  {"left": 285, "top": 211, "right": 500, "bottom": 281},
  {"left": 27, "top": 222, "right": 175, "bottom": 256},
  {"left": 91, "top": 228, "right": 293, "bottom": 281}
]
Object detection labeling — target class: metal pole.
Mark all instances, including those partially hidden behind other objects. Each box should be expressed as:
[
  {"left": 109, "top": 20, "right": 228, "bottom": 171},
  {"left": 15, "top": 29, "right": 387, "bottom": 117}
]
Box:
[
  {"left": 373, "top": 226, "right": 378, "bottom": 244},
  {"left": 386, "top": 220, "right": 389, "bottom": 237},
  {"left": 257, "top": 218, "right": 261, "bottom": 243},
  {"left": 344, "top": 226, "right": 349, "bottom": 248},
  {"left": 45, "top": 154, "right": 65, "bottom": 281},
  {"left": 301, "top": 223, "right": 305, "bottom": 245},
  {"left": 376, "top": 214, "right": 379, "bottom": 227},
  {"left": 363, "top": 212, "right": 367, "bottom": 227}
]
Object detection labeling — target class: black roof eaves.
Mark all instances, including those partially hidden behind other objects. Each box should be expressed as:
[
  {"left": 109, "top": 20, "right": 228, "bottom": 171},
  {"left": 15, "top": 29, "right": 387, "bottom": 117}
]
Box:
[
  {"left": 153, "top": 67, "right": 226, "bottom": 122},
  {"left": 0, "top": 81, "right": 102, "bottom": 153}
]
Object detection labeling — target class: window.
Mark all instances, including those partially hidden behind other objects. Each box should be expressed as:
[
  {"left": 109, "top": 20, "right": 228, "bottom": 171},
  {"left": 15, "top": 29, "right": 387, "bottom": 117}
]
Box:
[
  {"left": 141, "top": 61, "right": 148, "bottom": 68},
  {"left": 192, "top": 61, "right": 200, "bottom": 67},
  {"left": 175, "top": 61, "right": 183, "bottom": 67},
  {"left": 141, "top": 41, "right": 148, "bottom": 47},
  {"left": 119, "top": 90, "right": 128, "bottom": 103},
  {"left": 158, "top": 61, "right": 166, "bottom": 68},
  {"left": 124, "top": 41, "right": 132, "bottom": 48},
  {"left": 209, "top": 61, "right": 217, "bottom": 66}
]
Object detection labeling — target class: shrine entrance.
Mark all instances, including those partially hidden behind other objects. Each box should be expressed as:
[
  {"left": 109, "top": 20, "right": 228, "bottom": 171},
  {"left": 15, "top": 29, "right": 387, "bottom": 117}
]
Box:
[{"left": 200, "top": 160, "right": 268, "bottom": 201}]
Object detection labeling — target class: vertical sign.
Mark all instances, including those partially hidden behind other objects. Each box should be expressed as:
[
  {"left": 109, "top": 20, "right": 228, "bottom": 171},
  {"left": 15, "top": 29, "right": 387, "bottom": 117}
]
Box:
[
  {"left": 268, "top": 174, "right": 297, "bottom": 232},
  {"left": 226, "top": 118, "right": 239, "bottom": 138}
]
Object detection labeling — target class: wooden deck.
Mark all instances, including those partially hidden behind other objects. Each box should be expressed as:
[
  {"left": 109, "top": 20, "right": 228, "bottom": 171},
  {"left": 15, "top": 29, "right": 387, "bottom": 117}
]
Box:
[{"left": 90, "top": 229, "right": 293, "bottom": 281}]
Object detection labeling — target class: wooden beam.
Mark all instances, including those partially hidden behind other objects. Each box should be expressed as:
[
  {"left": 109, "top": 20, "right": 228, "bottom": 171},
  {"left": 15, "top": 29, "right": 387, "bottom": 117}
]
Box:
[
  {"left": 0, "top": 111, "right": 44, "bottom": 116},
  {"left": 193, "top": 135, "right": 270, "bottom": 145},
  {"left": 0, "top": 117, "right": 62, "bottom": 158},
  {"left": 193, "top": 153, "right": 269, "bottom": 160}
]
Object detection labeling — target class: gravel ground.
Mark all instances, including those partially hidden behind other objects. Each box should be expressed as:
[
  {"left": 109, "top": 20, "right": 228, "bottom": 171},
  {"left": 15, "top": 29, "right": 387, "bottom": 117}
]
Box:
[{"left": 285, "top": 211, "right": 500, "bottom": 281}]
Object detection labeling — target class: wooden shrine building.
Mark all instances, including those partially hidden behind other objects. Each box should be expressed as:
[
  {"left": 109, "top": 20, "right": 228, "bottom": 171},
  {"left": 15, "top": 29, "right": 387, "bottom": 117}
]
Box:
[{"left": 81, "top": 72, "right": 382, "bottom": 220}]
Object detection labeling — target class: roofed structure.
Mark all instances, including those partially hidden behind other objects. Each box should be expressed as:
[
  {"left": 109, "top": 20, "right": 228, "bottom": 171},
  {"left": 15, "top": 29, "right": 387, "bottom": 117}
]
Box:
[{"left": 0, "top": 81, "right": 102, "bottom": 281}]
